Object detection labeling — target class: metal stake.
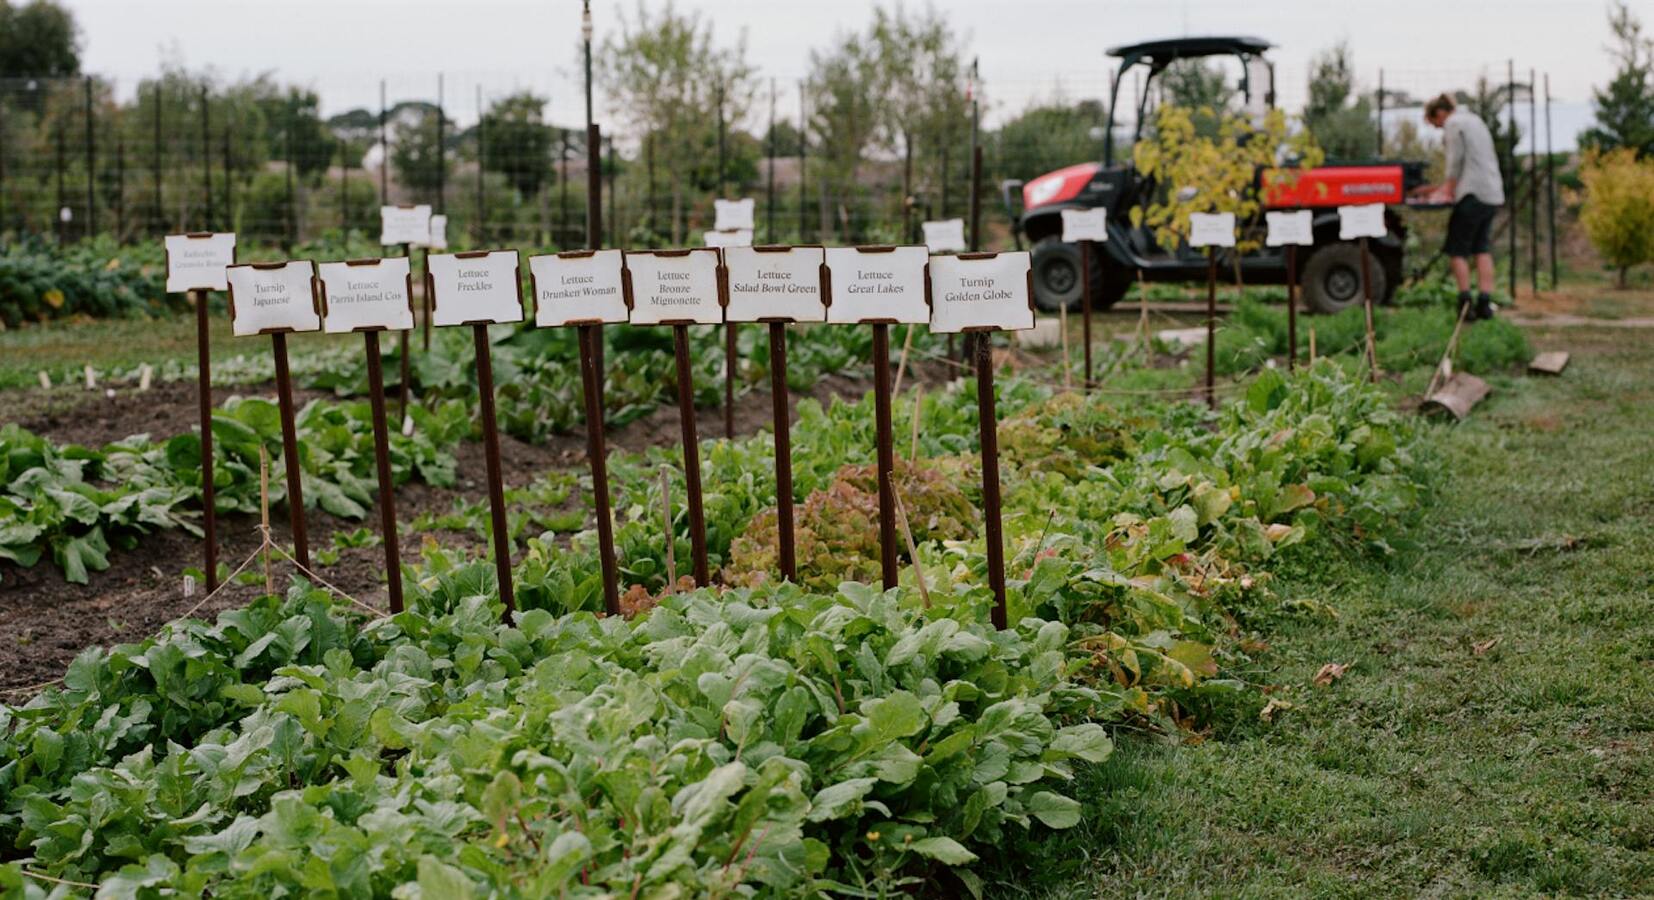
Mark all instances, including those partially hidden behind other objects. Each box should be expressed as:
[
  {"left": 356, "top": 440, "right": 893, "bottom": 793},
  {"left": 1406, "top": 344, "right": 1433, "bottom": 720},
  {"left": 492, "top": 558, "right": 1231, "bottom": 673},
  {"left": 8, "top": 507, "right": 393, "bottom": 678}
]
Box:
[
  {"left": 672, "top": 324, "right": 711, "bottom": 585},
  {"left": 272, "top": 332, "right": 309, "bottom": 569},
  {"left": 872, "top": 323, "right": 898, "bottom": 590},
  {"left": 1360, "top": 236, "right": 1379, "bottom": 382},
  {"left": 1081, "top": 238, "right": 1093, "bottom": 390},
  {"left": 363, "top": 331, "right": 404, "bottom": 612},
  {"left": 193, "top": 288, "right": 218, "bottom": 591},
  {"left": 768, "top": 322, "right": 796, "bottom": 581},
  {"left": 973, "top": 332, "right": 1007, "bottom": 629},
  {"left": 1205, "top": 249, "right": 1217, "bottom": 409},
  {"left": 578, "top": 324, "right": 620, "bottom": 616},
  {"left": 473, "top": 323, "right": 515, "bottom": 616}
]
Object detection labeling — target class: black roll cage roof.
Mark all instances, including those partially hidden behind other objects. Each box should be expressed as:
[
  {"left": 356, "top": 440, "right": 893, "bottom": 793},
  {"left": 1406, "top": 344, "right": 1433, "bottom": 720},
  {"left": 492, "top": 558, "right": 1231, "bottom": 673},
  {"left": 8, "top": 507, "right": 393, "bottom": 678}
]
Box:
[{"left": 1102, "top": 36, "right": 1276, "bottom": 166}]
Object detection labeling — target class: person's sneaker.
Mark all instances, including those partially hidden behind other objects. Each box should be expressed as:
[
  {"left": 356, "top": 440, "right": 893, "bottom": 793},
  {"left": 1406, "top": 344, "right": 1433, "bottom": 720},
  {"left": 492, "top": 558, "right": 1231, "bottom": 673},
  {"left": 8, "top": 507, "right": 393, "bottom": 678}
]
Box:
[
  {"left": 1476, "top": 293, "right": 1496, "bottom": 320},
  {"left": 1458, "top": 291, "right": 1474, "bottom": 320}
]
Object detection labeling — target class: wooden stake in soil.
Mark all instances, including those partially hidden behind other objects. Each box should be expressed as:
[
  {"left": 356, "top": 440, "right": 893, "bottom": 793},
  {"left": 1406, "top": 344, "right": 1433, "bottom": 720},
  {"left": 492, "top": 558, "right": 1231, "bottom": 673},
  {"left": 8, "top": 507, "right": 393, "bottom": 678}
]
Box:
[
  {"left": 724, "top": 323, "right": 737, "bottom": 440},
  {"left": 270, "top": 331, "right": 310, "bottom": 569},
  {"left": 1287, "top": 244, "right": 1298, "bottom": 372},
  {"left": 1081, "top": 238, "right": 1093, "bottom": 389},
  {"left": 578, "top": 323, "right": 621, "bottom": 614},
  {"left": 362, "top": 331, "right": 404, "bottom": 612},
  {"left": 1205, "top": 249, "right": 1218, "bottom": 410},
  {"left": 973, "top": 332, "right": 1008, "bottom": 629},
  {"left": 872, "top": 322, "right": 899, "bottom": 590},
  {"left": 767, "top": 321, "right": 797, "bottom": 581},
  {"left": 193, "top": 287, "right": 219, "bottom": 591},
  {"left": 424, "top": 249, "right": 525, "bottom": 618},
  {"left": 672, "top": 324, "right": 711, "bottom": 586},
  {"left": 1360, "top": 235, "right": 1379, "bottom": 383},
  {"left": 399, "top": 241, "right": 413, "bottom": 421}
]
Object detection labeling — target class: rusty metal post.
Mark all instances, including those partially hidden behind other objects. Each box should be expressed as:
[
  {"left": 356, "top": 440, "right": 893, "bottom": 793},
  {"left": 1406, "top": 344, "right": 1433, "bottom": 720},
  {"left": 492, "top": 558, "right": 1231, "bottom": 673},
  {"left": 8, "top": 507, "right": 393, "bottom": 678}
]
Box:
[
  {"left": 193, "top": 288, "right": 218, "bottom": 591},
  {"left": 1081, "top": 239, "right": 1093, "bottom": 389},
  {"left": 872, "top": 323, "right": 898, "bottom": 590},
  {"left": 272, "top": 332, "right": 309, "bottom": 569},
  {"left": 363, "top": 331, "right": 404, "bottom": 612},
  {"left": 672, "top": 324, "right": 711, "bottom": 586},
  {"left": 974, "top": 332, "right": 1007, "bottom": 628},
  {"left": 578, "top": 324, "right": 620, "bottom": 615},
  {"left": 1205, "top": 250, "right": 1217, "bottom": 409},
  {"left": 768, "top": 322, "right": 797, "bottom": 581},
  {"left": 1287, "top": 244, "right": 1297, "bottom": 372},
  {"left": 473, "top": 323, "right": 515, "bottom": 615}
]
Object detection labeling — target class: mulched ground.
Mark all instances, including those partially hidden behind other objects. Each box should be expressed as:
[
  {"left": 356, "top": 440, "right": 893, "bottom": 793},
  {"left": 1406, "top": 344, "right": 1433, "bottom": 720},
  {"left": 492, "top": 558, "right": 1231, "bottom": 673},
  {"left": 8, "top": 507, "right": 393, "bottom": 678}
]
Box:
[{"left": 0, "top": 360, "right": 955, "bottom": 696}]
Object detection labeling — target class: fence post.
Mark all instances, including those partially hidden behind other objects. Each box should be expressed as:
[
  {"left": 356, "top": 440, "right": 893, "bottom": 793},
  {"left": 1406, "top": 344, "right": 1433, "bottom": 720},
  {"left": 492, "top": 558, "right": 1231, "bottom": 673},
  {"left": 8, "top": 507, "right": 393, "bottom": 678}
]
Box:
[
  {"left": 436, "top": 74, "right": 445, "bottom": 215},
  {"left": 798, "top": 80, "right": 807, "bottom": 243},
  {"left": 84, "top": 76, "right": 95, "bottom": 238},
  {"left": 54, "top": 123, "right": 65, "bottom": 245},
  {"left": 201, "top": 85, "right": 212, "bottom": 232},
  {"left": 114, "top": 136, "right": 124, "bottom": 239},
  {"left": 379, "top": 79, "right": 388, "bottom": 205},
  {"left": 1506, "top": 58, "right": 1516, "bottom": 302},
  {"left": 284, "top": 100, "right": 295, "bottom": 251},
  {"left": 475, "top": 85, "right": 485, "bottom": 245},
  {"left": 767, "top": 78, "right": 776, "bottom": 242},
  {"left": 1528, "top": 68, "right": 1538, "bottom": 295},
  {"left": 1544, "top": 73, "right": 1557, "bottom": 287},
  {"left": 153, "top": 82, "right": 163, "bottom": 232},
  {"left": 1376, "top": 68, "right": 1384, "bottom": 156}
]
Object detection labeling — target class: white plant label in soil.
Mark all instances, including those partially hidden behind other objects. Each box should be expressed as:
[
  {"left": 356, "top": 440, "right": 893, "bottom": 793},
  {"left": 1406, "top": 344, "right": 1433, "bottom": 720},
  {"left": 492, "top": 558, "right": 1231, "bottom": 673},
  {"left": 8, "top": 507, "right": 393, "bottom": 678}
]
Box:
[
  {"left": 922, "top": 218, "right": 967, "bottom": 253},
  {"left": 626, "top": 249, "right": 723, "bottom": 325},
  {"left": 1188, "top": 212, "right": 1237, "bottom": 248},
  {"left": 824, "top": 246, "right": 930, "bottom": 324},
  {"left": 713, "top": 197, "right": 756, "bottom": 231},
  {"left": 423, "top": 214, "right": 449, "bottom": 250},
  {"left": 928, "top": 251, "right": 1034, "bottom": 334},
  {"left": 529, "top": 249, "right": 628, "bottom": 326},
  {"left": 227, "top": 261, "right": 320, "bottom": 337},
  {"left": 1265, "top": 210, "right": 1315, "bottom": 246},
  {"left": 723, "top": 246, "right": 826, "bottom": 323},
  {"left": 380, "top": 205, "right": 432, "bottom": 246},
  {"left": 317, "top": 257, "right": 414, "bottom": 334},
  {"left": 1339, "top": 203, "right": 1386, "bottom": 240},
  {"left": 703, "top": 229, "right": 753, "bottom": 248},
  {"left": 1060, "top": 208, "right": 1109, "bottom": 243},
  {"left": 427, "top": 250, "right": 524, "bottom": 326},
  {"left": 164, "top": 232, "right": 236, "bottom": 292}
]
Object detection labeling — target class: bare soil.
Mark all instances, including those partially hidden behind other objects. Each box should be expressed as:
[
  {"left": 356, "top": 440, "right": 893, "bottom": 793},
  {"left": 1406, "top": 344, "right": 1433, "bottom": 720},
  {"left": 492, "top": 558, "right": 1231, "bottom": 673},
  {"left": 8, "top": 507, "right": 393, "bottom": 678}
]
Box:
[{"left": 0, "top": 357, "right": 959, "bottom": 695}]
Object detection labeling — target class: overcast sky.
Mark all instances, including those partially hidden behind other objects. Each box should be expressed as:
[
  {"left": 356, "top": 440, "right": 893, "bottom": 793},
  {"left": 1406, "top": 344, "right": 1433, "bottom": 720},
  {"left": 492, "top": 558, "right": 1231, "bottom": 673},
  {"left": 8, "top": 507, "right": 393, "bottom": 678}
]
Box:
[{"left": 65, "top": 0, "right": 1619, "bottom": 144}]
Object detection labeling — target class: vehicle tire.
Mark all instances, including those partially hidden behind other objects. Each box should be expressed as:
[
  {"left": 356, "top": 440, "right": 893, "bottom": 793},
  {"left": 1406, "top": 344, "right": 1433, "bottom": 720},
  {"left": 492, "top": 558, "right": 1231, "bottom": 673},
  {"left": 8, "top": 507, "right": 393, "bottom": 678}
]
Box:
[
  {"left": 1300, "top": 241, "right": 1386, "bottom": 314},
  {"left": 1030, "top": 237, "right": 1130, "bottom": 312}
]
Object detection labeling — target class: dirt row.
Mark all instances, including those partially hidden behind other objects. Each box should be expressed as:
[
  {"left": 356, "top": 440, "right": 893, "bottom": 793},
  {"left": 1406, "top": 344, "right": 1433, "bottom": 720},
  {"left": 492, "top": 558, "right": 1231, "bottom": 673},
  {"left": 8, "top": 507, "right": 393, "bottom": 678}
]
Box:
[{"left": 0, "top": 361, "right": 958, "bottom": 695}]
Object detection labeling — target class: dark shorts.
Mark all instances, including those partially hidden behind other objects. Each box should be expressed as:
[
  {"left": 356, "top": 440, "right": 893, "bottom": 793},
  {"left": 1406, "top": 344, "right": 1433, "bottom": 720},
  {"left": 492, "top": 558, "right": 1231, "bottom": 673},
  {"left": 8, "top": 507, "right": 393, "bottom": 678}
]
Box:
[{"left": 1445, "top": 196, "right": 1499, "bottom": 257}]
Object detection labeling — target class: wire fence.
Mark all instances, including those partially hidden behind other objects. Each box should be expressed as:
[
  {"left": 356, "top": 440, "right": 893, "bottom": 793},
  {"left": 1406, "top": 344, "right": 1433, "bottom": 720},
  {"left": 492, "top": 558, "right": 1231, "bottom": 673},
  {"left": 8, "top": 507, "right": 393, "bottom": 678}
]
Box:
[{"left": 0, "top": 58, "right": 1577, "bottom": 294}]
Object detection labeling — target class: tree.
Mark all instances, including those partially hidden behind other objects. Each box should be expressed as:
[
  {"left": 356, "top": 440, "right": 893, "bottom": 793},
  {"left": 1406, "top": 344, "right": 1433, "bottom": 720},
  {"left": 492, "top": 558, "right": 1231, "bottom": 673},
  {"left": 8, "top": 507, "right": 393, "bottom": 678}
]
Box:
[
  {"left": 806, "top": 32, "right": 880, "bottom": 242},
  {"left": 390, "top": 102, "right": 447, "bottom": 200},
  {"left": 993, "top": 98, "right": 1104, "bottom": 181},
  {"left": 1579, "top": 148, "right": 1654, "bottom": 286},
  {"left": 1303, "top": 41, "right": 1377, "bottom": 160},
  {"left": 480, "top": 91, "right": 552, "bottom": 198},
  {"left": 0, "top": 0, "right": 79, "bottom": 79},
  {"left": 1579, "top": 1, "right": 1654, "bottom": 158},
  {"left": 256, "top": 86, "right": 337, "bottom": 182},
  {"left": 326, "top": 108, "right": 381, "bottom": 169},
  {"left": 872, "top": 5, "right": 970, "bottom": 220}
]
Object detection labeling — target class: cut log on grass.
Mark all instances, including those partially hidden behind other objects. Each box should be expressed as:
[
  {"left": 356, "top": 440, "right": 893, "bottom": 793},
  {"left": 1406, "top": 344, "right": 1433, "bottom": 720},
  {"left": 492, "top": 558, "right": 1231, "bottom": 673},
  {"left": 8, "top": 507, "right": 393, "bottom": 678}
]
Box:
[
  {"left": 1528, "top": 351, "right": 1570, "bottom": 375},
  {"left": 1422, "top": 372, "right": 1491, "bottom": 420}
]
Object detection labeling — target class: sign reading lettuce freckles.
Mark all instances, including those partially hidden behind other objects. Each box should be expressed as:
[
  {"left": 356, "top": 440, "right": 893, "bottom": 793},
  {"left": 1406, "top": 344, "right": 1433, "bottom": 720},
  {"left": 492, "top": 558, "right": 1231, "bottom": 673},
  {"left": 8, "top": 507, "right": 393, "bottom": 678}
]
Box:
[
  {"left": 927, "top": 251, "right": 1034, "bottom": 334},
  {"left": 722, "top": 246, "right": 825, "bottom": 323},
  {"left": 227, "top": 261, "right": 320, "bottom": 337},
  {"left": 426, "top": 250, "right": 524, "bottom": 326},
  {"left": 318, "top": 257, "right": 414, "bottom": 334},
  {"left": 823, "top": 246, "right": 929, "bottom": 324}
]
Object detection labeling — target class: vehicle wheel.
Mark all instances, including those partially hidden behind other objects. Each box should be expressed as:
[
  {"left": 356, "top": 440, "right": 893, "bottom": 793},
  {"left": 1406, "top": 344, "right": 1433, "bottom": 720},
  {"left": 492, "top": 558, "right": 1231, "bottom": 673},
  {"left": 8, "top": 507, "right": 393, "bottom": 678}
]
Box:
[
  {"left": 1030, "top": 237, "right": 1131, "bottom": 312},
  {"left": 1300, "top": 241, "right": 1386, "bottom": 314}
]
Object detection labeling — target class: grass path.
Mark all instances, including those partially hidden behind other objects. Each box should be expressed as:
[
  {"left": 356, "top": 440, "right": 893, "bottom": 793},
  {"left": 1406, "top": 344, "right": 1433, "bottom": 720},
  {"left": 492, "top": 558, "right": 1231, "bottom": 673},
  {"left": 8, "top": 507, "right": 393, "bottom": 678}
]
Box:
[{"left": 1009, "top": 322, "right": 1653, "bottom": 897}]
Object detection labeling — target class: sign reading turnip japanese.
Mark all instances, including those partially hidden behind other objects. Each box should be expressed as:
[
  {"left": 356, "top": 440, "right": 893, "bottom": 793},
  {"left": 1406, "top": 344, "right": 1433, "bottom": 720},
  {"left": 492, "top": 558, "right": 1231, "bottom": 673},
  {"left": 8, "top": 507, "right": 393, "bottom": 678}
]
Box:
[
  {"left": 1188, "top": 212, "right": 1237, "bottom": 248},
  {"left": 1060, "top": 208, "right": 1109, "bottom": 243},
  {"left": 165, "top": 232, "right": 237, "bottom": 292},
  {"left": 824, "top": 246, "right": 929, "bottom": 324},
  {"left": 922, "top": 218, "right": 967, "bottom": 253},
  {"left": 703, "top": 229, "right": 753, "bottom": 248},
  {"left": 317, "top": 257, "right": 414, "bottom": 333},
  {"left": 528, "top": 249, "right": 628, "bottom": 326},
  {"left": 226, "top": 261, "right": 320, "bottom": 337},
  {"left": 1265, "top": 210, "right": 1315, "bottom": 246},
  {"left": 426, "top": 250, "right": 524, "bottom": 326},
  {"left": 1338, "top": 203, "right": 1386, "bottom": 240},
  {"left": 723, "top": 246, "right": 826, "bottom": 323},
  {"left": 928, "top": 251, "right": 1034, "bottom": 334},
  {"left": 380, "top": 205, "right": 432, "bottom": 246},
  {"left": 626, "top": 248, "right": 722, "bottom": 325},
  {"left": 713, "top": 198, "right": 755, "bottom": 231}
]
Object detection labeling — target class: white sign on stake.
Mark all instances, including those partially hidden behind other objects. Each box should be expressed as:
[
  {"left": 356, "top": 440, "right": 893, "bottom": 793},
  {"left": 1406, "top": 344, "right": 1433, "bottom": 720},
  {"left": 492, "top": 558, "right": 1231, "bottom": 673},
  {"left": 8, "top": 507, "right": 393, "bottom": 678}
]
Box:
[
  {"left": 922, "top": 218, "right": 967, "bottom": 253},
  {"left": 426, "top": 250, "right": 524, "bottom": 326},
  {"left": 1060, "top": 208, "right": 1109, "bottom": 243},
  {"left": 626, "top": 248, "right": 723, "bottom": 325},
  {"left": 529, "top": 249, "right": 629, "bottom": 326},
  {"left": 317, "top": 257, "right": 415, "bottom": 334},
  {"left": 713, "top": 198, "right": 756, "bottom": 231},
  {"left": 1188, "top": 212, "right": 1237, "bottom": 248},
  {"left": 164, "top": 232, "right": 237, "bottom": 292},
  {"left": 226, "top": 261, "right": 320, "bottom": 337},
  {"left": 1338, "top": 203, "right": 1386, "bottom": 240},
  {"left": 824, "top": 246, "right": 930, "bottom": 324},
  {"left": 703, "top": 229, "right": 753, "bottom": 248},
  {"left": 422, "top": 214, "right": 449, "bottom": 250},
  {"left": 723, "top": 246, "right": 826, "bottom": 323},
  {"left": 1265, "top": 210, "right": 1315, "bottom": 247},
  {"left": 928, "top": 251, "right": 1035, "bottom": 334},
  {"left": 380, "top": 205, "right": 432, "bottom": 246}
]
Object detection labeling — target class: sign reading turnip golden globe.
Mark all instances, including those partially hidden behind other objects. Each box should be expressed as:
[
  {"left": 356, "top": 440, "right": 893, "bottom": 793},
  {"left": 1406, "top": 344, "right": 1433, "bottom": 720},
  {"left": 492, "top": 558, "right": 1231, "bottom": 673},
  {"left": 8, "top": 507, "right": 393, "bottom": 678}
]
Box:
[
  {"left": 426, "top": 250, "right": 524, "bottom": 326},
  {"left": 927, "top": 251, "right": 1034, "bottom": 334},
  {"left": 380, "top": 204, "right": 432, "bottom": 246},
  {"left": 723, "top": 246, "right": 826, "bottom": 323},
  {"left": 317, "top": 257, "right": 414, "bottom": 333},
  {"left": 226, "top": 261, "right": 320, "bottom": 337},
  {"left": 164, "top": 232, "right": 236, "bottom": 292},
  {"left": 824, "top": 246, "right": 929, "bottom": 324},
  {"left": 625, "top": 248, "right": 723, "bottom": 325},
  {"left": 528, "top": 249, "right": 628, "bottom": 326}
]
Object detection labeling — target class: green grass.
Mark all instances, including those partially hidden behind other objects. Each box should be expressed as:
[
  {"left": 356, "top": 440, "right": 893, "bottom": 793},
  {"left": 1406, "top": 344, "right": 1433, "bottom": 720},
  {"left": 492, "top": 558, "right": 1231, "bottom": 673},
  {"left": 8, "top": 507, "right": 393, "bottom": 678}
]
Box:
[{"left": 997, "top": 322, "right": 1654, "bottom": 896}]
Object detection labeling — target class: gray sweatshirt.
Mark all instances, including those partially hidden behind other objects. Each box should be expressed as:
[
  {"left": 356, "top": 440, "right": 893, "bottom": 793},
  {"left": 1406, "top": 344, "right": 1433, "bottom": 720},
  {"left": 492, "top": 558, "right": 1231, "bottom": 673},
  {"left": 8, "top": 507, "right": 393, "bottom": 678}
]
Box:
[{"left": 1444, "top": 111, "right": 1505, "bottom": 205}]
